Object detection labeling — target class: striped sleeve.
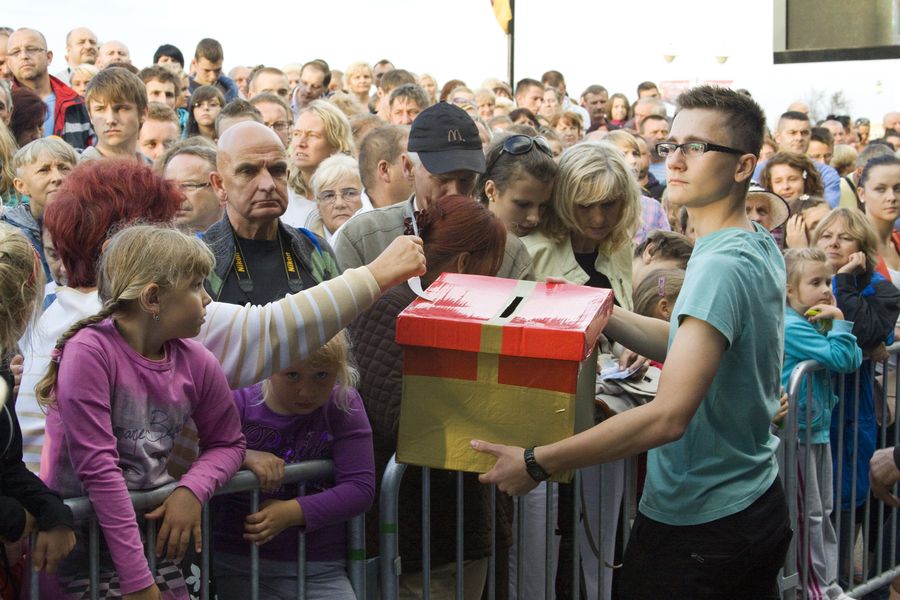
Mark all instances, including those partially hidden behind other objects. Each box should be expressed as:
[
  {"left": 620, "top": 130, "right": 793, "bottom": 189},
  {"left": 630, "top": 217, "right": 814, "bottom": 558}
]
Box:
[{"left": 196, "top": 266, "right": 381, "bottom": 389}]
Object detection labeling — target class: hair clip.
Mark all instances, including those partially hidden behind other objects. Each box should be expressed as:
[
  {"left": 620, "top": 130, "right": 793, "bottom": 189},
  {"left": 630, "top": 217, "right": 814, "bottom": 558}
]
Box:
[
  {"left": 658, "top": 276, "right": 666, "bottom": 298},
  {"left": 49, "top": 348, "right": 63, "bottom": 363}
]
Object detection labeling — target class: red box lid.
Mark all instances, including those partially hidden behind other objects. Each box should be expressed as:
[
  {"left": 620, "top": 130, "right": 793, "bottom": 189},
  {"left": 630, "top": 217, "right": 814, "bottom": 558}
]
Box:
[{"left": 396, "top": 273, "right": 613, "bottom": 361}]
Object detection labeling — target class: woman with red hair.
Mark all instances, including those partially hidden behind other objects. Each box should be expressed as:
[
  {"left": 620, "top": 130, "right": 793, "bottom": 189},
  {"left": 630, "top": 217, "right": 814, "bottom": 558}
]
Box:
[
  {"left": 348, "top": 195, "right": 510, "bottom": 599},
  {"left": 17, "top": 159, "right": 426, "bottom": 475},
  {"left": 45, "top": 159, "right": 183, "bottom": 289}
]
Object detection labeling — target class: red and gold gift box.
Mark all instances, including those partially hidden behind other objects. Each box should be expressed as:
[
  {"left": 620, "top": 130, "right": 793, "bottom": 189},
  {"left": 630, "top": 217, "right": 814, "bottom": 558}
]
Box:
[{"left": 396, "top": 273, "right": 613, "bottom": 481}]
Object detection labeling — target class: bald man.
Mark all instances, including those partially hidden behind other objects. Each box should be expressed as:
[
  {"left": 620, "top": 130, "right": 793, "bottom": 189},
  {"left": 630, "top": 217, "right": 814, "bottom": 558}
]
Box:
[
  {"left": 884, "top": 111, "right": 900, "bottom": 135},
  {"left": 95, "top": 40, "right": 131, "bottom": 69},
  {"left": 6, "top": 27, "right": 94, "bottom": 148},
  {"left": 56, "top": 27, "right": 97, "bottom": 83},
  {"left": 201, "top": 122, "right": 339, "bottom": 305}
]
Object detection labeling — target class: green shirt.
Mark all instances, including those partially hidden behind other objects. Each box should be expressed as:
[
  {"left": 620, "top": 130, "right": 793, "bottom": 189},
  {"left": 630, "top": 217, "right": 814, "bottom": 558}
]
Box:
[{"left": 640, "top": 223, "right": 785, "bottom": 525}]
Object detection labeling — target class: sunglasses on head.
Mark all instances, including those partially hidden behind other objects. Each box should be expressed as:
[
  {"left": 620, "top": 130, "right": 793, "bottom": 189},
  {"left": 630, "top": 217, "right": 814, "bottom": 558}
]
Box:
[{"left": 486, "top": 134, "right": 553, "bottom": 173}]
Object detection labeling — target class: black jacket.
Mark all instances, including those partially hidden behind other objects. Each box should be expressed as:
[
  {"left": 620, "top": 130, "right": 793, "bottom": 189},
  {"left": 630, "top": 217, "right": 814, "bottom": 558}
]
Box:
[{"left": 0, "top": 364, "right": 73, "bottom": 543}]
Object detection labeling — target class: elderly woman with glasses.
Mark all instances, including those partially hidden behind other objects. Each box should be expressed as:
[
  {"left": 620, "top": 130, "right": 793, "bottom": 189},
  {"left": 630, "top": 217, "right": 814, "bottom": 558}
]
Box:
[{"left": 307, "top": 154, "right": 363, "bottom": 244}]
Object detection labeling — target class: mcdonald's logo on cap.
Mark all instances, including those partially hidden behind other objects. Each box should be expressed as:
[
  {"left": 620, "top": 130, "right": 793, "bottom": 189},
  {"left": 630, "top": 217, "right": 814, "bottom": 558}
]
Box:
[{"left": 448, "top": 129, "right": 465, "bottom": 143}]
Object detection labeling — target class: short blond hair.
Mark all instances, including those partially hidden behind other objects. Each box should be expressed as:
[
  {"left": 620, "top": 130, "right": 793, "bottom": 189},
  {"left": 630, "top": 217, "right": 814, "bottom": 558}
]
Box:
[
  {"left": 810, "top": 207, "right": 879, "bottom": 274},
  {"left": 264, "top": 330, "right": 359, "bottom": 412},
  {"left": 344, "top": 61, "right": 373, "bottom": 82},
  {"left": 310, "top": 154, "right": 361, "bottom": 199},
  {"left": 783, "top": 247, "right": 829, "bottom": 291},
  {"left": 13, "top": 137, "right": 78, "bottom": 176},
  {"left": 542, "top": 142, "right": 641, "bottom": 254}
]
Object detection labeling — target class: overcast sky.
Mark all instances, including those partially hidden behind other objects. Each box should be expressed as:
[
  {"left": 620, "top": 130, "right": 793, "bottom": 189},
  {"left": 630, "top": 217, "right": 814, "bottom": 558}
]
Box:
[{"left": 8, "top": 0, "right": 900, "bottom": 130}]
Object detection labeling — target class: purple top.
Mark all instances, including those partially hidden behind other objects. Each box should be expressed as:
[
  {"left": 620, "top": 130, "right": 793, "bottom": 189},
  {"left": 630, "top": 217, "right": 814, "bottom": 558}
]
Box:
[
  {"left": 42, "top": 319, "right": 246, "bottom": 595},
  {"left": 213, "top": 383, "right": 374, "bottom": 562}
]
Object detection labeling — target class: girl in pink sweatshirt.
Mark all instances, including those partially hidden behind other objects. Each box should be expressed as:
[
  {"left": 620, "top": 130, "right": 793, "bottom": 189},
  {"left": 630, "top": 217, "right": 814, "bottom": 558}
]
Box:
[{"left": 37, "top": 226, "right": 246, "bottom": 599}]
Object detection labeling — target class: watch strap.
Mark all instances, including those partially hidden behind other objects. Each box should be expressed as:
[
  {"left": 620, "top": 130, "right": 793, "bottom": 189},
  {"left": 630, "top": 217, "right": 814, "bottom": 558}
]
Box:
[{"left": 524, "top": 446, "right": 551, "bottom": 482}]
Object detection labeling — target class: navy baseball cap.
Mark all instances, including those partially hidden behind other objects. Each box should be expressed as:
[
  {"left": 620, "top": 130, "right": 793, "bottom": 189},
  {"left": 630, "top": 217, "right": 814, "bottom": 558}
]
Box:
[{"left": 408, "top": 102, "right": 485, "bottom": 174}]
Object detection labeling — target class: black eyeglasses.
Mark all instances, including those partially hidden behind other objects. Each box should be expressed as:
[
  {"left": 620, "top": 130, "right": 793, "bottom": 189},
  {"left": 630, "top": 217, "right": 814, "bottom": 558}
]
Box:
[
  {"left": 485, "top": 134, "right": 553, "bottom": 173},
  {"left": 655, "top": 141, "right": 747, "bottom": 159}
]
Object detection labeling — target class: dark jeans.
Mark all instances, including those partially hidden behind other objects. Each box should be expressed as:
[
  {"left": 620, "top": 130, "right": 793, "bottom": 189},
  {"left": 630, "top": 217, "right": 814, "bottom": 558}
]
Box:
[{"left": 618, "top": 479, "right": 792, "bottom": 600}]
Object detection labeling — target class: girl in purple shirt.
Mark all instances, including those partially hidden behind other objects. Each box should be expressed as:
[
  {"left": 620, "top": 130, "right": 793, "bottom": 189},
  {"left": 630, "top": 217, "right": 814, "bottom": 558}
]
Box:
[
  {"left": 213, "top": 331, "right": 375, "bottom": 600},
  {"left": 37, "top": 226, "right": 246, "bottom": 599}
]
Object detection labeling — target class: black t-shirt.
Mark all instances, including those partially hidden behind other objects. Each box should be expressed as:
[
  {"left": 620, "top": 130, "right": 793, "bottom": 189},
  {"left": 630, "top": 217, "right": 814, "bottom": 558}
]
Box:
[
  {"left": 217, "top": 237, "right": 293, "bottom": 305},
  {"left": 574, "top": 250, "right": 620, "bottom": 306}
]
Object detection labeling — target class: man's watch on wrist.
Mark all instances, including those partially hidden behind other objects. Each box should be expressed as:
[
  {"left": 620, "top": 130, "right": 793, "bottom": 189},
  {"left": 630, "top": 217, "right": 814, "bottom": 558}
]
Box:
[{"left": 524, "top": 447, "right": 551, "bottom": 482}]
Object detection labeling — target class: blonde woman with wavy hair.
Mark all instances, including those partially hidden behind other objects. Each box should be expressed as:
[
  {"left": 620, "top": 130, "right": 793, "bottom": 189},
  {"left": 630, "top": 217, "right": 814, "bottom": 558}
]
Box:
[
  {"left": 286, "top": 100, "right": 354, "bottom": 219},
  {"left": 526, "top": 141, "right": 641, "bottom": 309}
]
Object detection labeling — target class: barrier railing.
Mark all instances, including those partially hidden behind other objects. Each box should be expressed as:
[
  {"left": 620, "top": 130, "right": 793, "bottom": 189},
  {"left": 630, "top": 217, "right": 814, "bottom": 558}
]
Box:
[
  {"left": 782, "top": 343, "right": 900, "bottom": 599},
  {"left": 22, "top": 349, "right": 900, "bottom": 599},
  {"left": 377, "top": 454, "right": 638, "bottom": 600},
  {"left": 25, "top": 460, "right": 367, "bottom": 600}
]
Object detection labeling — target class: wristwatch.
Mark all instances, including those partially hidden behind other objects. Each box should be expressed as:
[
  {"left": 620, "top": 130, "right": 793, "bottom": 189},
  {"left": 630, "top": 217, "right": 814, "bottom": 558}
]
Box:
[{"left": 524, "top": 447, "right": 551, "bottom": 482}]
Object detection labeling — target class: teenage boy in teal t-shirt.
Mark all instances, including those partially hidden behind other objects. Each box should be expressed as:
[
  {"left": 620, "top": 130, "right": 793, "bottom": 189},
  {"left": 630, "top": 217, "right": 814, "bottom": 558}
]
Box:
[{"left": 473, "top": 85, "right": 791, "bottom": 598}]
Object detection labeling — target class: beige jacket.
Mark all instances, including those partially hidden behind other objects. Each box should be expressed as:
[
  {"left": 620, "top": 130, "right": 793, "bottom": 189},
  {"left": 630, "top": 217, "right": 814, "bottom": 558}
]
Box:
[{"left": 522, "top": 230, "right": 633, "bottom": 311}]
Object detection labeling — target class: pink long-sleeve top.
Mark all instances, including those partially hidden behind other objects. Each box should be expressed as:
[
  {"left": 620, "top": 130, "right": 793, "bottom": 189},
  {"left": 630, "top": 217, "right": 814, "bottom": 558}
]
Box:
[{"left": 42, "top": 319, "right": 246, "bottom": 595}]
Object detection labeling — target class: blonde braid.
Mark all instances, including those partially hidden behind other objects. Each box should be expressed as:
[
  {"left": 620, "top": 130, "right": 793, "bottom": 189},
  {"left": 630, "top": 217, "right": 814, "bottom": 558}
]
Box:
[{"left": 34, "top": 300, "right": 120, "bottom": 409}]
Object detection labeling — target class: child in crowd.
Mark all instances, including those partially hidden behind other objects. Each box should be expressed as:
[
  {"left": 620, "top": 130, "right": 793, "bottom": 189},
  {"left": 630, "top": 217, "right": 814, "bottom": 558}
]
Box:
[
  {"left": 782, "top": 248, "right": 862, "bottom": 600},
  {"left": 37, "top": 226, "right": 246, "bottom": 599},
  {"left": 0, "top": 225, "right": 75, "bottom": 598},
  {"left": 785, "top": 196, "right": 831, "bottom": 249},
  {"left": 633, "top": 268, "right": 685, "bottom": 322},
  {"left": 631, "top": 230, "right": 693, "bottom": 290},
  {"left": 0, "top": 137, "right": 78, "bottom": 279},
  {"left": 761, "top": 151, "right": 825, "bottom": 202},
  {"left": 186, "top": 86, "right": 224, "bottom": 141},
  {"left": 213, "top": 331, "right": 373, "bottom": 600}
]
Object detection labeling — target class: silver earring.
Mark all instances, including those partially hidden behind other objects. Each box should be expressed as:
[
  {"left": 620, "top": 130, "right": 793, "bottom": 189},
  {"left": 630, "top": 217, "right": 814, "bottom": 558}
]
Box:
[{"left": 153, "top": 313, "right": 160, "bottom": 322}]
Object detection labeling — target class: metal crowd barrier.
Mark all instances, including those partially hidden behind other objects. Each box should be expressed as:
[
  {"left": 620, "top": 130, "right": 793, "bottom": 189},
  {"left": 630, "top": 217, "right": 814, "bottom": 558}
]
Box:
[
  {"left": 26, "top": 460, "right": 368, "bottom": 600},
  {"left": 24, "top": 350, "right": 900, "bottom": 600},
  {"left": 378, "top": 454, "right": 638, "bottom": 600},
  {"left": 782, "top": 343, "right": 900, "bottom": 599}
]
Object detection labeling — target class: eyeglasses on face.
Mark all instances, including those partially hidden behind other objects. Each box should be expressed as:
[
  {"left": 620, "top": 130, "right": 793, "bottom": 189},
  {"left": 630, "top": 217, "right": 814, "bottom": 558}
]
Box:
[
  {"left": 178, "top": 181, "right": 212, "bottom": 193},
  {"left": 8, "top": 46, "right": 47, "bottom": 58},
  {"left": 317, "top": 187, "right": 361, "bottom": 204},
  {"left": 267, "top": 121, "right": 291, "bottom": 132},
  {"left": 655, "top": 141, "right": 747, "bottom": 158}
]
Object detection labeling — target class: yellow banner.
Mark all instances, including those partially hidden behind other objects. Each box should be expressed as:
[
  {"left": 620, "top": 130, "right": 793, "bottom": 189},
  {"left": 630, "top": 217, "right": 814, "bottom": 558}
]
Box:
[{"left": 492, "top": 0, "right": 512, "bottom": 35}]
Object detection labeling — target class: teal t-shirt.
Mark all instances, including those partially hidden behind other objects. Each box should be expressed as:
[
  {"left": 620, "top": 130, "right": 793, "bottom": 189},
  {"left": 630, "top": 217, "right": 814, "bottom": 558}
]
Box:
[{"left": 639, "top": 222, "right": 785, "bottom": 526}]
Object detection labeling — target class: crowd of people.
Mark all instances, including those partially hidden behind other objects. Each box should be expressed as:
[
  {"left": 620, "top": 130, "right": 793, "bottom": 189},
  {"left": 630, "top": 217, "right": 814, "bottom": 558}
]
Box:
[{"left": 1, "top": 23, "right": 900, "bottom": 600}]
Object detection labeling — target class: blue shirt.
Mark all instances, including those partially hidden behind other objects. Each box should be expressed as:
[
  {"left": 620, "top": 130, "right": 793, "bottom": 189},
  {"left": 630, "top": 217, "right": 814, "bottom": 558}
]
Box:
[
  {"left": 43, "top": 92, "right": 56, "bottom": 137},
  {"left": 640, "top": 222, "right": 785, "bottom": 525},
  {"left": 781, "top": 308, "right": 860, "bottom": 444}
]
